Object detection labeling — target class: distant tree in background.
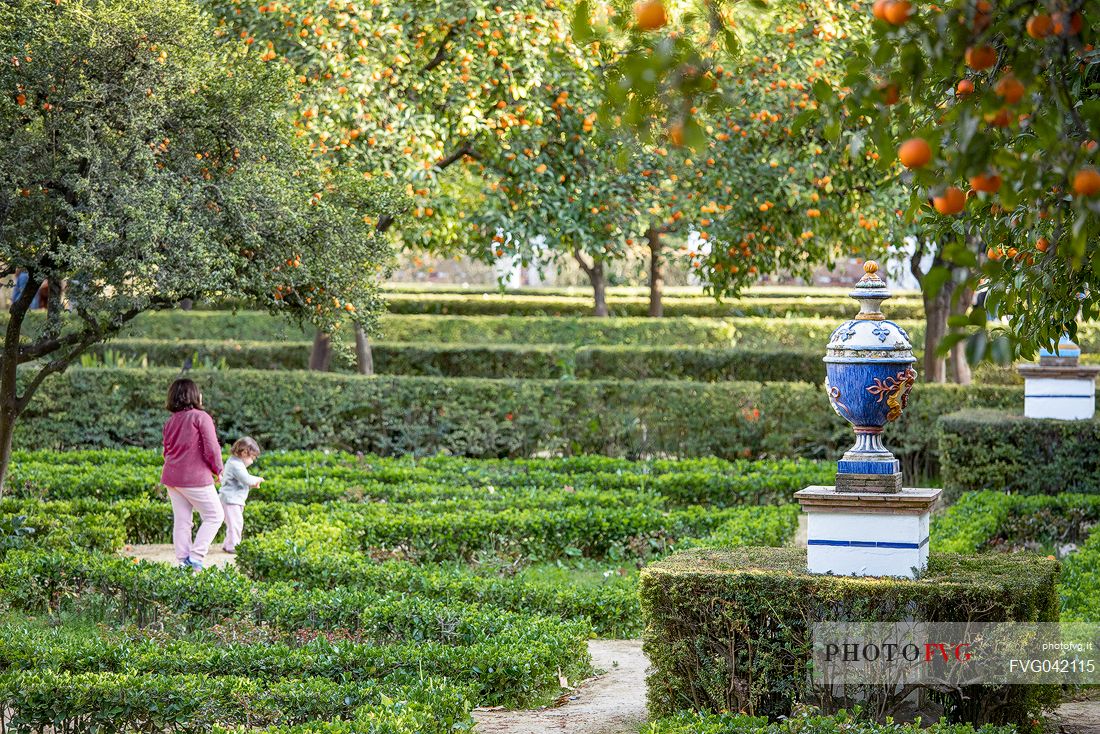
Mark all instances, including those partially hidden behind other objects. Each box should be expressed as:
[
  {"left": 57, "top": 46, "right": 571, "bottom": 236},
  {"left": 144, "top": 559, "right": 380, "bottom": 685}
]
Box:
[{"left": 0, "top": 0, "right": 397, "bottom": 488}]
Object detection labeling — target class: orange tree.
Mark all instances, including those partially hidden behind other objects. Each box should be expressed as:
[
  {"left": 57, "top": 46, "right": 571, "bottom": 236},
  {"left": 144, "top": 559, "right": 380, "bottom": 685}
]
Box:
[
  {"left": 474, "top": 71, "right": 702, "bottom": 316},
  {"left": 477, "top": 0, "right": 912, "bottom": 318},
  {"left": 204, "top": 0, "right": 593, "bottom": 250},
  {"left": 0, "top": 0, "right": 397, "bottom": 488},
  {"left": 564, "top": 0, "right": 908, "bottom": 302},
  {"left": 819, "top": 0, "right": 1100, "bottom": 360},
  {"left": 601, "top": 0, "right": 1100, "bottom": 358}
]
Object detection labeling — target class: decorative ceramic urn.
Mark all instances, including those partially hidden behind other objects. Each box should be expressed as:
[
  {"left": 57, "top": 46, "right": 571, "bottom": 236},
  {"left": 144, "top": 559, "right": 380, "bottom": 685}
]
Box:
[{"left": 824, "top": 262, "right": 916, "bottom": 493}]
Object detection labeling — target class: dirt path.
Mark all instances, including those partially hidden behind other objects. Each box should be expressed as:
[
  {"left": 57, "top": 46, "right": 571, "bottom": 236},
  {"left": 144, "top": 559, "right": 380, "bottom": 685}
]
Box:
[
  {"left": 121, "top": 543, "right": 237, "bottom": 569},
  {"left": 473, "top": 639, "right": 648, "bottom": 734}
]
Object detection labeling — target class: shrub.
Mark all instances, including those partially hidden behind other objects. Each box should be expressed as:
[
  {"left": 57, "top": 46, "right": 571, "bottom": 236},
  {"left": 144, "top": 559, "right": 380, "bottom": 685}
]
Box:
[
  {"left": 381, "top": 293, "right": 927, "bottom": 320},
  {"left": 0, "top": 671, "right": 462, "bottom": 734},
  {"left": 236, "top": 505, "right": 800, "bottom": 637},
  {"left": 642, "top": 709, "right": 1018, "bottom": 734},
  {"left": 938, "top": 409, "right": 1100, "bottom": 500},
  {"left": 1061, "top": 529, "right": 1100, "bottom": 622},
  {"left": 18, "top": 369, "right": 1022, "bottom": 475},
  {"left": 932, "top": 491, "right": 1100, "bottom": 555},
  {"left": 640, "top": 547, "right": 1060, "bottom": 727},
  {"left": 0, "top": 610, "right": 567, "bottom": 710},
  {"left": 88, "top": 339, "right": 829, "bottom": 382}
]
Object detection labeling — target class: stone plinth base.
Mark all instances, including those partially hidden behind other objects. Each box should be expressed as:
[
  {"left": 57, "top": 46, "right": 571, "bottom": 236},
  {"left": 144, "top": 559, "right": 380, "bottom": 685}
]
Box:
[
  {"left": 793, "top": 485, "right": 940, "bottom": 578},
  {"left": 1017, "top": 364, "right": 1100, "bottom": 420}
]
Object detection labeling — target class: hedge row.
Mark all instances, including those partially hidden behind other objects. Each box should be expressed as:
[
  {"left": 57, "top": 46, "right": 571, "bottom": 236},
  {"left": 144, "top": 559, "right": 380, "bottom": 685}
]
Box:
[
  {"left": 380, "top": 284, "right": 920, "bottom": 299},
  {"left": 87, "top": 339, "right": 829, "bottom": 382},
  {"left": 7, "top": 450, "right": 832, "bottom": 508},
  {"left": 939, "top": 409, "right": 1100, "bottom": 500},
  {"left": 18, "top": 368, "right": 1024, "bottom": 476},
  {"left": 643, "top": 710, "right": 1016, "bottom": 734},
  {"left": 0, "top": 670, "right": 468, "bottom": 734},
  {"left": 381, "top": 292, "right": 927, "bottom": 319},
  {"left": 932, "top": 491, "right": 1100, "bottom": 555},
  {"left": 640, "top": 548, "right": 1060, "bottom": 726},
  {"left": 236, "top": 505, "right": 801, "bottom": 638},
  {"left": 0, "top": 550, "right": 591, "bottom": 708},
  {"left": 84, "top": 310, "right": 921, "bottom": 347}
]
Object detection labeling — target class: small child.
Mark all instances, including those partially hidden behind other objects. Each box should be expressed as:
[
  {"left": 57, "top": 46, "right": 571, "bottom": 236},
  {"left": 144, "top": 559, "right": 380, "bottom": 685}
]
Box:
[{"left": 218, "top": 437, "right": 264, "bottom": 554}]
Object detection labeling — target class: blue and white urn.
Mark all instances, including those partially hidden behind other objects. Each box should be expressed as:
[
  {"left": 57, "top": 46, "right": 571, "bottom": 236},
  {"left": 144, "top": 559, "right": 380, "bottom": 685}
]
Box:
[{"left": 824, "top": 261, "right": 916, "bottom": 493}]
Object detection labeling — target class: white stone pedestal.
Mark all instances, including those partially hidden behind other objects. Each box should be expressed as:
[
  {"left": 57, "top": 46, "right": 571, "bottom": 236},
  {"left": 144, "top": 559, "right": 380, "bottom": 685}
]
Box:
[
  {"left": 793, "top": 486, "right": 941, "bottom": 579},
  {"left": 1017, "top": 364, "right": 1100, "bottom": 420}
]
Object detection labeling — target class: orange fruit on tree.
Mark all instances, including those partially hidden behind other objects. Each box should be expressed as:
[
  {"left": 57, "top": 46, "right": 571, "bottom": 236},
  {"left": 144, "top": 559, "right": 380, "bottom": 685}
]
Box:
[
  {"left": 634, "top": 0, "right": 667, "bottom": 31},
  {"left": 883, "top": 0, "right": 911, "bottom": 24},
  {"left": 933, "top": 186, "right": 966, "bottom": 215},
  {"left": 956, "top": 79, "right": 975, "bottom": 97},
  {"left": 965, "top": 45, "right": 997, "bottom": 70},
  {"left": 987, "top": 247, "right": 1002, "bottom": 260},
  {"left": 879, "top": 83, "right": 900, "bottom": 105},
  {"left": 994, "top": 75, "right": 1026, "bottom": 105},
  {"left": 1072, "top": 167, "right": 1100, "bottom": 197},
  {"left": 1052, "top": 11, "right": 1083, "bottom": 36},
  {"left": 897, "top": 137, "right": 933, "bottom": 168},
  {"left": 872, "top": 0, "right": 891, "bottom": 20},
  {"left": 1036, "top": 237, "right": 1050, "bottom": 252},
  {"left": 669, "top": 120, "right": 685, "bottom": 147},
  {"left": 1026, "top": 13, "right": 1053, "bottom": 38},
  {"left": 969, "top": 172, "right": 1002, "bottom": 193}
]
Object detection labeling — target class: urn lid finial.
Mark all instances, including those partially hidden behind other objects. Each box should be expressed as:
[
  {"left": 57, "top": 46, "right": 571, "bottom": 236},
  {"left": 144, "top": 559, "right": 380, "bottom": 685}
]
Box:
[{"left": 849, "top": 260, "right": 890, "bottom": 320}]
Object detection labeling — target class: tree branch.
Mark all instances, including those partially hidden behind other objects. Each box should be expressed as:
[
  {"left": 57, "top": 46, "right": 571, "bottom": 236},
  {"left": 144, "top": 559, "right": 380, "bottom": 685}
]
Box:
[{"left": 421, "top": 26, "right": 458, "bottom": 75}]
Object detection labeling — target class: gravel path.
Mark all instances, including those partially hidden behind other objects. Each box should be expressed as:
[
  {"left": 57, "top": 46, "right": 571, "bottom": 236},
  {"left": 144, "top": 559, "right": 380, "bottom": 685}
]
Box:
[
  {"left": 473, "top": 639, "right": 648, "bottom": 734},
  {"left": 122, "top": 543, "right": 237, "bottom": 568}
]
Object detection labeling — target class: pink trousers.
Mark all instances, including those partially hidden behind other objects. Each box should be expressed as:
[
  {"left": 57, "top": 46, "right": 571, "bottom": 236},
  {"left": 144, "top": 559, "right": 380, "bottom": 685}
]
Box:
[
  {"left": 221, "top": 499, "right": 244, "bottom": 552},
  {"left": 167, "top": 485, "right": 223, "bottom": 563}
]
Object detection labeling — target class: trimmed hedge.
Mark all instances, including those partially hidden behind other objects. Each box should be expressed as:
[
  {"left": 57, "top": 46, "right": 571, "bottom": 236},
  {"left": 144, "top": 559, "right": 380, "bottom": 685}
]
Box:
[
  {"left": 86, "top": 310, "right": 920, "bottom": 347},
  {"left": 17, "top": 369, "right": 1023, "bottom": 476},
  {"left": 87, "top": 339, "right": 826, "bottom": 382},
  {"left": 938, "top": 409, "right": 1100, "bottom": 500},
  {"left": 381, "top": 292, "right": 927, "bottom": 319},
  {"left": 932, "top": 491, "right": 1100, "bottom": 555},
  {"left": 235, "top": 505, "right": 801, "bottom": 637},
  {"left": 0, "top": 671, "right": 464, "bottom": 734},
  {"left": 640, "top": 547, "right": 1060, "bottom": 726},
  {"left": 642, "top": 709, "right": 1017, "bottom": 734},
  {"left": 0, "top": 550, "right": 592, "bottom": 708}
]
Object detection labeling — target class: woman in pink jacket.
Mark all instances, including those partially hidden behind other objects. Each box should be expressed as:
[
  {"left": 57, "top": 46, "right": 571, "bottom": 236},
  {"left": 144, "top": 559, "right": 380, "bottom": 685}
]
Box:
[{"left": 161, "top": 378, "right": 224, "bottom": 570}]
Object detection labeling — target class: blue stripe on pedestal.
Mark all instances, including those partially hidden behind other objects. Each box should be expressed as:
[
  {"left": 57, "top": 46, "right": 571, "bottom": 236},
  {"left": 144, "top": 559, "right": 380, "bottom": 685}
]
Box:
[
  {"left": 1024, "top": 394, "right": 1094, "bottom": 399},
  {"left": 808, "top": 537, "right": 929, "bottom": 550},
  {"left": 837, "top": 459, "right": 900, "bottom": 474}
]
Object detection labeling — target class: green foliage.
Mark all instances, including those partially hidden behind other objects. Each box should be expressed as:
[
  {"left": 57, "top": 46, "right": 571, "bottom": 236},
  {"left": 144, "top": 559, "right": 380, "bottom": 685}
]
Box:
[
  {"left": 0, "top": 550, "right": 591, "bottom": 708},
  {"left": 0, "top": 0, "right": 397, "bottom": 335},
  {"left": 643, "top": 709, "right": 1018, "bottom": 734},
  {"left": 640, "top": 548, "right": 1061, "bottom": 726},
  {"left": 822, "top": 0, "right": 1100, "bottom": 358},
  {"left": 85, "top": 339, "right": 828, "bottom": 382},
  {"left": 13, "top": 368, "right": 1024, "bottom": 474},
  {"left": 931, "top": 491, "right": 1100, "bottom": 555},
  {"left": 938, "top": 409, "right": 1100, "bottom": 500},
  {"left": 382, "top": 293, "right": 925, "bottom": 319},
  {"left": 0, "top": 670, "right": 456, "bottom": 734},
  {"left": 1061, "top": 529, "right": 1100, "bottom": 623}
]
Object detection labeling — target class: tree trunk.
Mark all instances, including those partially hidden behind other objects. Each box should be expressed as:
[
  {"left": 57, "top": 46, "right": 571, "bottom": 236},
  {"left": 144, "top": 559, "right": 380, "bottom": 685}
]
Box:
[
  {"left": 0, "top": 402, "right": 17, "bottom": 496},
  {"left": 590, "top": 264, "right": 608, "bottom": 317},
  {"left": 647, "top": 228, "right": 664, "bottom": 318},
  {"left": 948, "top": 286, "right": 973, "bottom": 385},
  {"left": 921, "top": 285, "right": 950, "bottom": 384},
  {"left": 354, "top": 324, "right": 374, "bottom": 376},
  {"left": 309, "top": 330, "right": 332, "bottom": 371},
  {"left": 179, "top": 298, "right": 193, "bottom": 311}
]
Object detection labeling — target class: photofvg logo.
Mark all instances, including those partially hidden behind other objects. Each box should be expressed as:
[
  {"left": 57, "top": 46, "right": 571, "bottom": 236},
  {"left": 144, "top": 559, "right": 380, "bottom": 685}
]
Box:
[{"left": 812, "top": 622, "right": 1099, "bottom": 686}]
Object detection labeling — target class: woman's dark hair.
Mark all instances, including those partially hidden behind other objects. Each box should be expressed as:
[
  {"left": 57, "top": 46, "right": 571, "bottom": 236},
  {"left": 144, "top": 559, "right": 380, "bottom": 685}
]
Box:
[{"left": 166, "top": 378, "right": 203, "bottom": 412}]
